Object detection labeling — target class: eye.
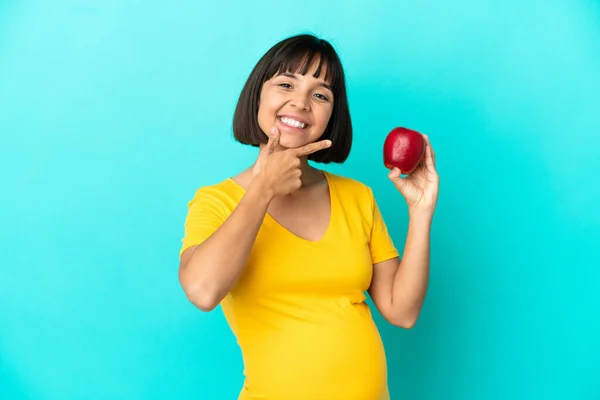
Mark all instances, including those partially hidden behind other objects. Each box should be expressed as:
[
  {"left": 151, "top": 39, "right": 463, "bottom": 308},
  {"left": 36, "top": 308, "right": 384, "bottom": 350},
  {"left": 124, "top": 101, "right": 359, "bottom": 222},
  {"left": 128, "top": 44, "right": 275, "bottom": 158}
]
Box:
[
  {"left": 278, "top": 83, "right": 292, "bottom": 89},
  {"left": 314, "top": 93, "right": 330, "bottom": 102}
]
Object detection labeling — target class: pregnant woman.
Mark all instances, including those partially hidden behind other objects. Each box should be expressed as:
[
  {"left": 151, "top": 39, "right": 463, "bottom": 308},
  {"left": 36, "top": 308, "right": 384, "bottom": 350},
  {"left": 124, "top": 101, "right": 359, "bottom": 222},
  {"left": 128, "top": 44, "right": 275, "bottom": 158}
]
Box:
[{"left": 178, "top": 33, "right": 439, "bottom": 400}]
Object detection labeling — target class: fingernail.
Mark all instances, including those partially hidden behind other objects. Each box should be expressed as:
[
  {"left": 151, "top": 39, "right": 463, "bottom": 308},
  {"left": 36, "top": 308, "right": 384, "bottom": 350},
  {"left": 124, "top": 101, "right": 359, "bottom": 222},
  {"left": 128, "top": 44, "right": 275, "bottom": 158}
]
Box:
[{"left": 326, "top": 140, "right": 332, "bottom": 146}]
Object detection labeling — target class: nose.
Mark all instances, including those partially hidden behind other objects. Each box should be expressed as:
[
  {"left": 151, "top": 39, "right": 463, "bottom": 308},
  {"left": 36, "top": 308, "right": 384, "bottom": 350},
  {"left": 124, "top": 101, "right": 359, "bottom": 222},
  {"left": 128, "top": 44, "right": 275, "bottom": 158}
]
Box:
[{"left": 290, "top": 92, "right": 310, "bottom": 111}]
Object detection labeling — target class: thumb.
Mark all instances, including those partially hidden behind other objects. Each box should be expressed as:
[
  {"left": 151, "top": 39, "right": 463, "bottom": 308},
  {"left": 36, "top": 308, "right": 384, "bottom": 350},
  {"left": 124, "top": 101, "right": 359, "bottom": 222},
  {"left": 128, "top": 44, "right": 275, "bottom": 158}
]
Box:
[
  {"left": 260, "top": 127, "right": 280, "bottom": 157},
  {"left": 388, "top": 167, "right": 408, "bottom": 192}
]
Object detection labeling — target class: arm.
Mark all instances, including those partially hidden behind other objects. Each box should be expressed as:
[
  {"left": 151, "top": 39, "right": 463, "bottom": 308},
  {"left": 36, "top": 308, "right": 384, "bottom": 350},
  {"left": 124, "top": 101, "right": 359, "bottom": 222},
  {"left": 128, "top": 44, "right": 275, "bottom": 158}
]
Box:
[
  {"left": 369, "top": 133, "right": 439, "bottom": 328},
  {"left": 368, "top": 211, "right": 432, "bottom": 328},
  {"left": 178, "top": 127, "right": 332, "bottom": 312},
  {"left": 179, "top": 180, "right": 272, "bottom": 311}
]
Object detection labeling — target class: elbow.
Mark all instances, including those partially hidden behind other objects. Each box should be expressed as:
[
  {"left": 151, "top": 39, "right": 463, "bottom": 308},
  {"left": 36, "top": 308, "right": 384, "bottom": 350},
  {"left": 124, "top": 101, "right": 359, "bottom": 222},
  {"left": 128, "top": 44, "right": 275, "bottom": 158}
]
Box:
[
  {"left": 389, "top": 314, "right": 419, "bottom": 329},
  {"left": 398, "top": 318, "right": 417, "bottom": 329},
  {"left": 179, "top": 275, "right": 221, "bottom": 312},
  {"left": 183, "top": 285, "right": 220, "bottom": 312},
  {"left": 194, "top": 300, "right": 219, "bottom": 313}
]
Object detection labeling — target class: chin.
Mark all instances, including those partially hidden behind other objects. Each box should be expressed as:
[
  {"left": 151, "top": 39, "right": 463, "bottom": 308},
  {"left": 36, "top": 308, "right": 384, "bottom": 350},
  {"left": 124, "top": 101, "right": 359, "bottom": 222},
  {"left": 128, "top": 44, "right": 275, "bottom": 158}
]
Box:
[{"left": 278, "top": 134, "right": 309, "bottom": 149}]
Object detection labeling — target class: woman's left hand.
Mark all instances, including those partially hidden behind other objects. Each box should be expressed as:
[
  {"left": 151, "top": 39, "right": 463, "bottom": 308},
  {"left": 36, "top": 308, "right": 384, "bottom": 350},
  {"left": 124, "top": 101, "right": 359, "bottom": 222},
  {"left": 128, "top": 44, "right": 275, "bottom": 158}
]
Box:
[{"left": 388, "top": 134, "right": 439, "bottom": 215}]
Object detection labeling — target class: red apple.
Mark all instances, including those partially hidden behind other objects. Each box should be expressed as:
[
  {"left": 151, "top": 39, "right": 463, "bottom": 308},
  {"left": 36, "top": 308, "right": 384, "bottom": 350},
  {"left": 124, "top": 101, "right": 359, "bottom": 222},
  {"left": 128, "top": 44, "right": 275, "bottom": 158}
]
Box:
[{"left": 383, "top": 127, "right": 425, "bottom": 174}]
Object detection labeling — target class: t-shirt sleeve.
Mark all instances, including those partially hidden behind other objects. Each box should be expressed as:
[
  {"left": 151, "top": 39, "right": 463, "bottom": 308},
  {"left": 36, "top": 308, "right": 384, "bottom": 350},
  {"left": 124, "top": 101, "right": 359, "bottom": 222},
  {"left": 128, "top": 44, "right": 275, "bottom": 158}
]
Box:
[
  {"left": 368, "top": 188, "right": 400, "bottom": 264},
  {"left": 179, "top": 187, "right": 230, "bottom": 257}
]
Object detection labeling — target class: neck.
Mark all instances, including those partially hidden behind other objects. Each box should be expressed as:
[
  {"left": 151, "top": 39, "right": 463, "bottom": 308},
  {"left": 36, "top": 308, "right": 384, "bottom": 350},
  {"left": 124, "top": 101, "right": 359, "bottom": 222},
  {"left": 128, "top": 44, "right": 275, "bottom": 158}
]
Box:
[{"left": 297, "top": 157, "right": 320, "bottom": 186}]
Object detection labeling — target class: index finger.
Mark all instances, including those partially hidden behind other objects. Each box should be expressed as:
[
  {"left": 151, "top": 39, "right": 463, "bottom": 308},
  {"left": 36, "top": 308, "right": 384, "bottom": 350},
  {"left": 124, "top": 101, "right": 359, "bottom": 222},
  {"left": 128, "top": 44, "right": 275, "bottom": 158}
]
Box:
[{"left": 295, "top": 139, "right": 332, "bottom": 157}]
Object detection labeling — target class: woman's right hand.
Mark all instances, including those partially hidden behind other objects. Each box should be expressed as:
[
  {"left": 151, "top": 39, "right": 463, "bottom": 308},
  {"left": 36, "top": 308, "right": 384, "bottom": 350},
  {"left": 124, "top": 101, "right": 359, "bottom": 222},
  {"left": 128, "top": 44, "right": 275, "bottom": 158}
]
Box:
[{"left": 251, "top": 127, "right": 332, "bottom": 199}]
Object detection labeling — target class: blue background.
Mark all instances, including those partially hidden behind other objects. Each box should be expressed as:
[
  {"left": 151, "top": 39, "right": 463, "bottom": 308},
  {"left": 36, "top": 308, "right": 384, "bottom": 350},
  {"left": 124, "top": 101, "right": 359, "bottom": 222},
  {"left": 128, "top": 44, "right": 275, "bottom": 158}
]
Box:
[{"left": 1, "top": 1, "right": 599, "bottom": 399}]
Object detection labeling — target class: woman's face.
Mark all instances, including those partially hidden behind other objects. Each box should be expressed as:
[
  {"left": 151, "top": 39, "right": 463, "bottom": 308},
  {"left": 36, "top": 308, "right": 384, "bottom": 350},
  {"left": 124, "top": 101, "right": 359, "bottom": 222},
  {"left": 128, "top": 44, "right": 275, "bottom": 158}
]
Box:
[{"left": 257, "top": 61, "right": 334, "bottom": 150}]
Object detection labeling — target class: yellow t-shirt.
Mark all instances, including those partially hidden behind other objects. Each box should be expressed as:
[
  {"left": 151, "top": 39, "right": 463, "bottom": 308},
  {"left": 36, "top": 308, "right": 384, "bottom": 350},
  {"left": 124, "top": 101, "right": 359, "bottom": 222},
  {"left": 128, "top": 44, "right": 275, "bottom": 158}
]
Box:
[{"left": 180, "top": 170, "right": 399, "bottom": 400}]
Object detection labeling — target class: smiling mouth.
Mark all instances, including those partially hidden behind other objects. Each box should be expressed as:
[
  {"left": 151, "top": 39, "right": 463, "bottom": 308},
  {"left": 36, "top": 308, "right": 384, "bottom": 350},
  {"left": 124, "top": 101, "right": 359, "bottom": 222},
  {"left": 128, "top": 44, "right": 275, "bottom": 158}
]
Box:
[{"left": 278, "top": 116, "right": 308, "bottom": 129}]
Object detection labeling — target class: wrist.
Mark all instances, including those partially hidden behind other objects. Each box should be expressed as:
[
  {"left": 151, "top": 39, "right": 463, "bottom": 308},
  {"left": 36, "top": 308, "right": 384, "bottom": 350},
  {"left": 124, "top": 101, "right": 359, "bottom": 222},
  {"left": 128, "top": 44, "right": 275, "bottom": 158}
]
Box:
[
  {"left": 407, "top": 207, "right": 434, "bottom": 222},
  {"left": 248, "top": 176, "right": 275, "bottom": 205}
]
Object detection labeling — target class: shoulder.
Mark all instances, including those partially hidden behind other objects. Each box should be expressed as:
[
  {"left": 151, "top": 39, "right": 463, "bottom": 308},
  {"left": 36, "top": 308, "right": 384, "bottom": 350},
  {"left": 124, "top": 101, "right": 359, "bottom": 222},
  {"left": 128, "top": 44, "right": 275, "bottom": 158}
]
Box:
[
  {"left": 191, "top": 178, "right": 236, "bottom": 195},
  {"left": 324, "top": 170, "right": 376, "bottom": 204},
  {"left": 185, "top": 178, "right": 243, "bottom": 210}
]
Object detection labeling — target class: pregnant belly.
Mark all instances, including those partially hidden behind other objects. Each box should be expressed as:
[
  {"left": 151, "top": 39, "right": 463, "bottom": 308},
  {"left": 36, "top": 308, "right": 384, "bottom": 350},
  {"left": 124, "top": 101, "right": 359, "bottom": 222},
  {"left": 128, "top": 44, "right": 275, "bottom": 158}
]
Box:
[{"left": 238, "top": 308, "right": 389, "bottom": 400}]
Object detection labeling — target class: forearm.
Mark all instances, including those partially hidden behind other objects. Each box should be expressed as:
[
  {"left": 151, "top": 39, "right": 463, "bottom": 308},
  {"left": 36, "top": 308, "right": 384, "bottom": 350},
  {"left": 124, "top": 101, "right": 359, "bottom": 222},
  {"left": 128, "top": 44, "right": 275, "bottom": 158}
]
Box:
[
  {"left": 392, "top": 210, "right": 432, "bottom": 324},
  {"left": 180, "top": 180, "right": 272, "bottom": 310}
]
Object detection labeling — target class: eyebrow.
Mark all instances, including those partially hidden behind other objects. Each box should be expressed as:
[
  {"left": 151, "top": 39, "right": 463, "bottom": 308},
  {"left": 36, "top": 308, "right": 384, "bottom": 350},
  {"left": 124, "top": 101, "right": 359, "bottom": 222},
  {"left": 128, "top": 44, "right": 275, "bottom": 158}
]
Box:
[{"left": 278, "top": 72, "right": 333, "bottom": 92}]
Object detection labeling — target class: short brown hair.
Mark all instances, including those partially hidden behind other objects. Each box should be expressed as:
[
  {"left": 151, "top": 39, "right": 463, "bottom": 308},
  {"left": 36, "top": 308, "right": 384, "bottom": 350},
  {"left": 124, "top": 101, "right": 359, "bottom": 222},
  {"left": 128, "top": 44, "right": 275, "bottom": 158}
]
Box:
[{"left": 232, "top": 34, "right": 352, "bottom": 164}]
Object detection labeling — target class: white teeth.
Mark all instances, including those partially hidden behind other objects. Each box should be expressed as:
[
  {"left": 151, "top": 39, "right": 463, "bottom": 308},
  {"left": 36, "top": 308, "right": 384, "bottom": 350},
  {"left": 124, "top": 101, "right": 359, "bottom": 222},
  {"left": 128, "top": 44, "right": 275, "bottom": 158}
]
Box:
[{"left": 280, "top": 117, "right": 306, "bottom": 129}]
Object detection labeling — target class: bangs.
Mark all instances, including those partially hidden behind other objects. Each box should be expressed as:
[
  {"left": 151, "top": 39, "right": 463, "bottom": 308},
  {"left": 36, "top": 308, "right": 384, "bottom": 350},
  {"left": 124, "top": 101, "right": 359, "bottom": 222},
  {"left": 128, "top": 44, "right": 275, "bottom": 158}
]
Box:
[{"left": 263, "top": 41, "right": 341, "bottom": 89}]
